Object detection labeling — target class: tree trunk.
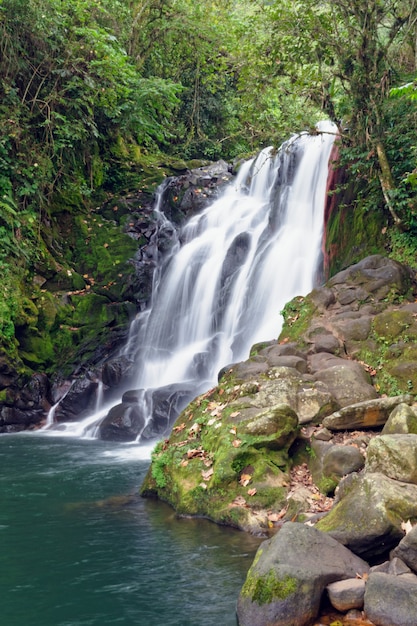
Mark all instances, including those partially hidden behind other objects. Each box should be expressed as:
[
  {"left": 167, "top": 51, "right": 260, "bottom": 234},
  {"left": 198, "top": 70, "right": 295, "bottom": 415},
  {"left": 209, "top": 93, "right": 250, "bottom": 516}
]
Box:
[{"left": 375, "top": 141, "right": 403, "bottom": 228}]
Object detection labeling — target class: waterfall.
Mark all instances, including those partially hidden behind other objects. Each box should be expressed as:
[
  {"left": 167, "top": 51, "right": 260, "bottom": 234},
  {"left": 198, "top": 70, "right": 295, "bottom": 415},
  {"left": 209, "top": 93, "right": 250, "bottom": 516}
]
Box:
[{"left": 45, "top": 121, "right": 337, "bottom": 440}]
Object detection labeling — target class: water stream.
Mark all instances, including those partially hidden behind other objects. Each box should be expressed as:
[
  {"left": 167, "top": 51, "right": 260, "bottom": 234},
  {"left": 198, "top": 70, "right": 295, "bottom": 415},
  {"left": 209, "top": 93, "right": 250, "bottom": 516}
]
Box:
[
  {"left": 2, "top": 123, "right": 338, "bottom": 625},
  {"left": 48, "top": 121, "right": 337, "bottom": 439}
]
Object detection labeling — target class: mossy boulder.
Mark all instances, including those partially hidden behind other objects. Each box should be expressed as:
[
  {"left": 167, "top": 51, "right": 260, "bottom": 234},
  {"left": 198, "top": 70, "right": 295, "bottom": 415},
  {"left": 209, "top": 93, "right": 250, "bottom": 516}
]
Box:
[
  {"left": 237, "top": 522, "right": 369, "bottom": 626},
  {"left": 316, "top": 471, "right": 417, "bottom": 560},
  {"left": 141, "top": 378, "right": 299, "bottom": 534}
]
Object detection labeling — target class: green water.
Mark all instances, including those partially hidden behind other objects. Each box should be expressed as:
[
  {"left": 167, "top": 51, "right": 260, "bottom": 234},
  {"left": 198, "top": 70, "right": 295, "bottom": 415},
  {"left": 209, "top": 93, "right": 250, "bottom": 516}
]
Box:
[{"left": 0, "top": 435, "right": 261, "bottom": 626}]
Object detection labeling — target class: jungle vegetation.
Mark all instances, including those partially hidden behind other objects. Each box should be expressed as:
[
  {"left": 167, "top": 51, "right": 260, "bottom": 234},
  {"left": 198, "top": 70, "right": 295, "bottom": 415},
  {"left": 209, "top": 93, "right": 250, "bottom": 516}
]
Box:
[{"left": 0, "top": 0, "right": 416, "bottom": 370}]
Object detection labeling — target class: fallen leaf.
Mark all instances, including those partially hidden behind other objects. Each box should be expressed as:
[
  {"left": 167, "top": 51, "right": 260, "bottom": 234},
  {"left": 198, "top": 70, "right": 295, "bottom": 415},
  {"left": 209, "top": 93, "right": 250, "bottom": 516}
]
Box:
[
  {"left": 232, "top": 439, "right": 241, "bottom": 448},
  {"left": 239, "top": 473, "right": 252, "bottom": 486},
  {"left": 173, "top": 422, "right": 186, "bottom": 433},
  {"left": 247, "top": 488, "right": 257, "bottom": 496},
  {"left": 401, "top": 520, "right": 414, "bottom": 534},
  {"left": 267, "top": 507, "right": 288, "bottom": 522},
  {"left": 201, "top": 467, "right": 214, "bottom": 481},
  {"left": 199, "top": 482, "right": 207, "bottom": 490},
  {"left": 189, "top": 422, "right": 201, "bottom": 435},
  {"left": 180, "top": 459, "right": 188, "bottom": 467},
  {"left": 230, "top": 411, "right": 240, "bottom": 418},
  {"left": 231, "top": 496, "right": 247, "bottom": 507},
  {"left": 230, "top": 427, "right": 237, "bottom": 435}
]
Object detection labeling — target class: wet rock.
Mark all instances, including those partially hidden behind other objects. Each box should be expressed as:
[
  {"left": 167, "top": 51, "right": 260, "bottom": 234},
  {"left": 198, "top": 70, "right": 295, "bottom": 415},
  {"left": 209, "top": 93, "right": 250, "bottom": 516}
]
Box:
[
  {"left": 364, "top": 572, "right": 417, "bottom": 626},
  {"left": 53, "top": 377, "right": 98, "bottom": 422},
  {"left": 98, "top": 403, "right": 146, "bottom": 442},
  {"left": 101, "top": 355, "right": 136, "bottom": 388},
  {"left": 237, "top": 522, "right": 369, "bottom": 626}
]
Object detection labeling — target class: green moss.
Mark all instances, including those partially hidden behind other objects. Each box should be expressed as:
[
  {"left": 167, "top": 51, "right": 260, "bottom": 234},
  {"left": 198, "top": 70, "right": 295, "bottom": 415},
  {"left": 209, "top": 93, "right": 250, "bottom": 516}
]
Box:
[
  {"left": 241, "top": 569, "right": 297, "bottom": 605},
  {"left": 279, "top": 295, "right": 316, "bottom": 344}
]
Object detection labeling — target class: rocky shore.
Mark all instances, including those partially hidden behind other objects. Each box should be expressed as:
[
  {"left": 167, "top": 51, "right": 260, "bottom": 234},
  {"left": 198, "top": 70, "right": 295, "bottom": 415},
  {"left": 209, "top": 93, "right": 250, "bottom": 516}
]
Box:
[{"left": 141, "top": 255, "right": 417, "bottom": 625}]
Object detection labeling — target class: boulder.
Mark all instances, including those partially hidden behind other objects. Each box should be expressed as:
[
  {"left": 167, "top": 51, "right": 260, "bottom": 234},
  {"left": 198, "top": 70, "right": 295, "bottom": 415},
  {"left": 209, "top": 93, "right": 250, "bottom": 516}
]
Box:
[
  {"left": 237, "top": 522, "right": 369, "bottom": 626},
  {"left": 240, "top": 404, "right": 299, "bottom": 450},
  {"left": 316, "top": 472, "right": 417, "bottom": 559},
  {"left": 322, "top": 395, "right": 413, "bottom": 431},
  {"left": 382, "top": 402, "right": 417, "bottom": 435},
  {"left": 366, "top": 434, "right": 417, "bottom": 484},
  {"left": 98, "top": 402, "right": 146, "bottom": 442},
  {"left": 313, "top": 361, "right": 377, "bottom": 407},
  {"left": 364, "top": 572, "right": 417, "bottom": 626},
  {"left": 391, "top": 525, "right": 417, "bottom": 572},
  {"left": 326, "top": 578, "right": 366, "bottom": 612}
]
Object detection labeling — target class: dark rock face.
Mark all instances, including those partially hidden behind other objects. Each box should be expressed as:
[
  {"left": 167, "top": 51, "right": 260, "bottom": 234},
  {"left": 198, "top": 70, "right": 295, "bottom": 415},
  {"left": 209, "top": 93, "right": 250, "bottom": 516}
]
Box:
[
  {"left": 53, "top": 377, "right": 98, "bottom": 423},
  {"left": 98, "top": 402, "right": 146, "bottom": 442}
]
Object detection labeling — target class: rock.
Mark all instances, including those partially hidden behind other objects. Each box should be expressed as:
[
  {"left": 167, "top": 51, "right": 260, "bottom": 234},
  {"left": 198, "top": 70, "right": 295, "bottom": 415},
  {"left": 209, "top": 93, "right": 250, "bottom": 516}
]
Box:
[
  {"left": 326, "top": 578, "right": 366, "bottom": 611},
  {"left": 101, "top": 355, "right": 136, "bottom": 388},
  {"left": 313, "top": 361, "right": 378, "bottom": 407},
  {"left": 327, "top": 255, "right": 413, "bottom": 302},
  {"left": 388, "top": 557, "right": 413, "bottom": 576},
  {"left": 366, "top": 434, "right": 417, "bottom": 484},
  {"left": 382, "top": 402, "right": 417, "bottom": 435},
  {"left": 98, "top": 402, "right": 146, "bottom": 442},
  {"left": 391, "top": 524, "right": 417, "bottom": 572},
  {"left": 364, "top": 572, "right": 417, "bottom": 626},
  {"left": 322, "top": 395, "right": 413, "bottom": 431},
  {"left": 316, "top": 472, "right": 417, "bottom": 559},
  {"left": 309, "top": 441, "right": 364, "bottom": 495},
  {"left": 53, "top": 377, "right": 99, "bottom": 422},
  {"left": 237, "top": 522, "right": 369, "bottom": 626},
  {"left": 241, "top": 404, "right": 299, "bottom": 450}
]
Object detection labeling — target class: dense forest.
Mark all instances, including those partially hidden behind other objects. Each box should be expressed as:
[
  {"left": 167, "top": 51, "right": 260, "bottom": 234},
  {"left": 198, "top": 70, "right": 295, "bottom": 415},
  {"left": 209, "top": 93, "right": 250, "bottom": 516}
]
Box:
[{"left": 1, "top": 0, "right": 417, "bottom": 382}]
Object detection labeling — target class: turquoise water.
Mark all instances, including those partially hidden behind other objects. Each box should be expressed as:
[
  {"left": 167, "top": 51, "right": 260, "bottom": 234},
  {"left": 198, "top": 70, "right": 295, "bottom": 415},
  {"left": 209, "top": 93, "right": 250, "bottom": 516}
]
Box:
[{"left": 0, "top": 435, "right": 261, "bottom": 626}]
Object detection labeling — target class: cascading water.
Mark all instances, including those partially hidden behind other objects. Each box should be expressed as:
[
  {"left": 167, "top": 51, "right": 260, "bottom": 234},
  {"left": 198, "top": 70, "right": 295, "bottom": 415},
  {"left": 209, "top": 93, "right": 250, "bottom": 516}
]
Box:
[{"left": 46, "top": 121, "right": 337, "bottom": 441}]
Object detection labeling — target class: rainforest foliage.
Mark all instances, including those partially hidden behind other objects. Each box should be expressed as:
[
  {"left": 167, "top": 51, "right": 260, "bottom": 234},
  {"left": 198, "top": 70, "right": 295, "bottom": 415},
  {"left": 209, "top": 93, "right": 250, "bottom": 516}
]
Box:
[{"left": 0, "top": 0, "right": 417, "bottom": 373}]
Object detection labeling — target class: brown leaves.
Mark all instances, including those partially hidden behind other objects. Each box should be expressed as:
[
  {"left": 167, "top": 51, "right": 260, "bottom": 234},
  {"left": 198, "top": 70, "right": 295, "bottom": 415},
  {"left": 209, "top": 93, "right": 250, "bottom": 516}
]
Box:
[
  {"left": 247, "top": 488, "right": 257, "bottom": 497},
  {"left": 201, "top": 467, "right": 214, "bottom": 482},
  {"left": 232, "top": 439, "right": 242, "bottom": 448},
  {"left": 239, "top": 473, "right": 252, "bottom": 487}
]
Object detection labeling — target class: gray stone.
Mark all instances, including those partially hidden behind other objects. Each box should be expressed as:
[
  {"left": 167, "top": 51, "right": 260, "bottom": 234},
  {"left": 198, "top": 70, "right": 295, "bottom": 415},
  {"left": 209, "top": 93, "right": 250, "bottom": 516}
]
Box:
[
  {"left": 322, "top": 444, "right": 365, "bottom": 479},
  {"left": 313, "top": 362, "right": 378, "bottom": 408},
  {"left": 391, "top": 524, "right": 417, "bottom": 573},
  {"left": 237, "top": 522, "right": 369, "bottom": 626},
  {"left": 316, "top": 472, "right": 417, "bottom": 559},
  {"left": 364, "top": 572, "right": 417, "bottom": 626},
  {"left": 388, "top": 557, "right": 412, "bottom": 576},
  {"left": 382, "top": 402, "right": 417, "bottom": 435},
  {"left": 326, "top": 578, "right": 366, "bottom": 611},
  {"left": 241, "top": 404, "right": 299, "bottom": 450},
  {"left": 365, "top": 434, "right": 417, "bottom": 484},
  {"left": 322, "top": 395, "right": 413, "bottom": 431}
]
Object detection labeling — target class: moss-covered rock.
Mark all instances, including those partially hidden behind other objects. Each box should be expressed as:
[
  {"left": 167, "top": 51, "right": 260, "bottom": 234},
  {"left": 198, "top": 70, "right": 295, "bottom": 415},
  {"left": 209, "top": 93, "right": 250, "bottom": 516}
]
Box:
[{"left": 141, "top": 377, "right": 298, "bottom": 533}]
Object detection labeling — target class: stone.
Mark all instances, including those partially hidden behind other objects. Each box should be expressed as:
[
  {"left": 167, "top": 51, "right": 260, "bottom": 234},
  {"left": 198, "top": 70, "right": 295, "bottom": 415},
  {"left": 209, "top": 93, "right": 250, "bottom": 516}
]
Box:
[
  {"left": 322, "top": 395, "right": 413, "bottom": 431},
  {"left": 241, "top": 404, "right": 299, "bottom": 450},
  {"left": 364, "top": 572, "right": 417, "bottom": 626},
  {"left": 365, "top": 434, "right": 417, "bottom": 484},
  {"left": 391, "top": 524, "right": 417, "bottom": 572},
  {"left": 98, "top": 403, "right": 145, "bottom": 442},
  {"left": 388, "top": 557, "right": 412, "bottom": 576},
  {"left": 313, "top": 362, "right": 378, "bottom": 408},
  {"left": 382, "top": 402, "right": 417, "bottom": 435},
  {"left": 237, "top": 522, "right": 369, "bottom": 626},
  {"left": 316, "top": 472, "right": 417, "bottom": 560},
  {"left": 326, "top": 578, "right": 366, "bottom": 612}
]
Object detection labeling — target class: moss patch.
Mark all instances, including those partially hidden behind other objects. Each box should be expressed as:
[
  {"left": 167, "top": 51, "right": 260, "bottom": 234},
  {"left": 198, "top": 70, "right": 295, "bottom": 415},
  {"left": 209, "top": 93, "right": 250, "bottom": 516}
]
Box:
[{"left": 241, "top": 569, "right": 297, "bottom": 605}]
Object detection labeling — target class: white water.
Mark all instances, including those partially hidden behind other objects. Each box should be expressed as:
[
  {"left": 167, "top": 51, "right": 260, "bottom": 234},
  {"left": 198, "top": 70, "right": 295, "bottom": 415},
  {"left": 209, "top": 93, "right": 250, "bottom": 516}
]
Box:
[{"left": 46, "top": 121, "right": 337, "bottom": 440}]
